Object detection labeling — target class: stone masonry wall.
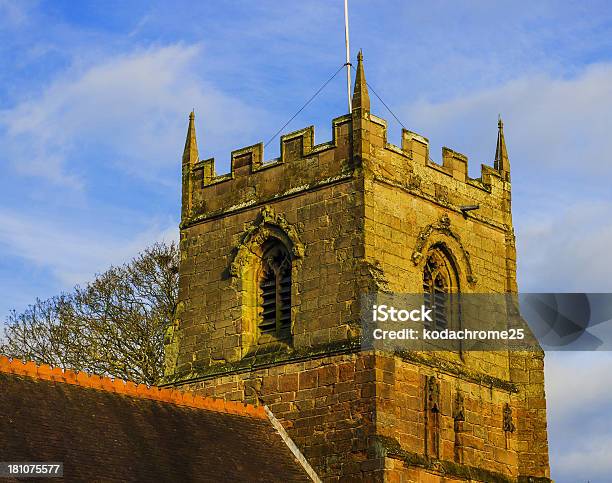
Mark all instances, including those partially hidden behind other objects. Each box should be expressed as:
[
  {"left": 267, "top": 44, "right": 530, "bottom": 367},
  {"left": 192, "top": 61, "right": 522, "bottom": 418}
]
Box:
[
  {"left": 354, "top": 112, "right": 550, "bottom": 480},
  {"left": 172, "top": 350, "right": 549, "bottom": 482},
  {"left": 179, "top": 352, "right": 381, "bottom": 482},
  {"left": 375, "top": 353, "right": 519, "bottom": 479},
  {"left": 168, "top": 116, "right": 368, "bottom": 377}
]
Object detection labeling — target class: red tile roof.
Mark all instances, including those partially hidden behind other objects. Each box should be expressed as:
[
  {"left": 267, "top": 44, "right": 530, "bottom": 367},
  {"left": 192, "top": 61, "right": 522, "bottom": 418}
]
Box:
[
  {"left": 0, "top": 356, "right": 311, "bottom": 482},
  {"left": 0, "top": 355, "right": 265, "bottom": 418}
]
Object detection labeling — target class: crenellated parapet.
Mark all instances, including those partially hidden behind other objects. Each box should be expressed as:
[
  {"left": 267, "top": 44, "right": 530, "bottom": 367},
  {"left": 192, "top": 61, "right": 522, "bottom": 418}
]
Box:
[
  {"left": 400, "top": 128, "right": 504, "bottom": 189},
  {"left": 195, "top": 121, "right": 344, "bottom": 186},
  {"left": 181, "top": 113, "right": 511, "bottom": 229},
  {"left": 181, "top": 115, "right": 354, "bottom": 227},
  {"left": 353, "top": 111, "right": 513, "bottom": 235},
  {"left": 181, "top": 53, "right": 512, "bottom": 232}
]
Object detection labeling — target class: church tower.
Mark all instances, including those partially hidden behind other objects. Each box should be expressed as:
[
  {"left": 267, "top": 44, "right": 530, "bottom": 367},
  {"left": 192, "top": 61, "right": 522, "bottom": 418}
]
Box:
[{"left": 163, "top": 54, "right": 551, "bottom": 482}]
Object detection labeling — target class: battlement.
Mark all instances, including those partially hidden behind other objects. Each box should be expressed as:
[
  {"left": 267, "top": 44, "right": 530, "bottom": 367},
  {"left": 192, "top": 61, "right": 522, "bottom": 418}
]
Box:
[
  {"left": 181, "top": 114, "right": 511, "bottom": 229},
  {"left": 195, "top": 115, "right": 351, "bottom": 187},
  {"left": 366, "top": 113, "right": 507, "bottom": 191},
  {"left": 182, "top": 115, "right": 354, "bottom": 225},
  {"left": 181, "top": 54, "right": 511, "bottom": 227}
]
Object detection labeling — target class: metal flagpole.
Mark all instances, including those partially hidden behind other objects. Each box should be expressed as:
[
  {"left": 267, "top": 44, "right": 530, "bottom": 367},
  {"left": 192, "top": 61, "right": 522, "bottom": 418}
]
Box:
[{"left": 344, "top": 0, "right": 351, "bottom": 113}]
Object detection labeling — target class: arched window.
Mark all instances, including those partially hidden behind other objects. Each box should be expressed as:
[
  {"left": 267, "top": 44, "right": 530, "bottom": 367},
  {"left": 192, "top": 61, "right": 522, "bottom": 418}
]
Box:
[
  {"left": 423, "top": 246, "right": 458, "bottom": 330},
  {"left": 259, "top": 240, "right": 292, "bottom": 340}
]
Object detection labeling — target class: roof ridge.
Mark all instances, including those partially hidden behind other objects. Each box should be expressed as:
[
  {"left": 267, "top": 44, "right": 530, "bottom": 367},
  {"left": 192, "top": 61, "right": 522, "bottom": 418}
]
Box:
[{"left": 0, "top": 355, "right": 265, "bottom": 419}]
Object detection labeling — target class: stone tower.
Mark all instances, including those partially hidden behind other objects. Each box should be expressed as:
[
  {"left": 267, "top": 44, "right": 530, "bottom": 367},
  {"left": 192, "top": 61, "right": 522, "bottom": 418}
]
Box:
[{"left": 163, "top": 54, "right": 551, "bottom": 482}]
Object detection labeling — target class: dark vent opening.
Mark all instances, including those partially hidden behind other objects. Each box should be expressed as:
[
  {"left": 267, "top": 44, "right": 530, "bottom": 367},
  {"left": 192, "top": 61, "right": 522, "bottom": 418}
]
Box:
[{"left": 259, "top": 241, "right": 292, "bottom": 340}]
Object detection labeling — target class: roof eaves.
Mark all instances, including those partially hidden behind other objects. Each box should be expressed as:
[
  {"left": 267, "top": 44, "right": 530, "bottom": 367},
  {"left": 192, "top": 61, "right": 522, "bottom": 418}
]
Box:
[{"left": 0, "top": 356, "right": 265, "bottom": 419}]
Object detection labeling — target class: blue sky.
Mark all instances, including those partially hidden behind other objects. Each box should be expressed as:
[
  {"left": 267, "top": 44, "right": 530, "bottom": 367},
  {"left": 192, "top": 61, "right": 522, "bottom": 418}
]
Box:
[{"left": 1, "top": 1, "right": 611, "bottom": 480}]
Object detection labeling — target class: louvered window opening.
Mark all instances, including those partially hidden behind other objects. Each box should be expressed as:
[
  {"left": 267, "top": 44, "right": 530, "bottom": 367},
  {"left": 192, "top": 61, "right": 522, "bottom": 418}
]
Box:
[
  {"left": 423, "top": 249, "right": 454, "bottom": 330},
  {"left": 259, "top": 243, "right": 291, "bottom": 339}
]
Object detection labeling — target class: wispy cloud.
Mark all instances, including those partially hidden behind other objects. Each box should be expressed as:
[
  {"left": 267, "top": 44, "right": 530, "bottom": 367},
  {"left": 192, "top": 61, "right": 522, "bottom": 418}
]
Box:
[
  {"left": 0, "top": 43, "right": 269, "bottom": 188},
  {"left": 545, "top": 352, "right": 612, "bottom": 481},
  {"left": 0, "top": 0, "right": 29, "bottom": 28},
  {"left": 518, "top": 200, "right": 612, "bottom": 292},
  {"left": 0, "top": 209, "right": 177, "bottom": 287},
  {"left": 400, "top": 62, "right": 612, "bottom": 178}
]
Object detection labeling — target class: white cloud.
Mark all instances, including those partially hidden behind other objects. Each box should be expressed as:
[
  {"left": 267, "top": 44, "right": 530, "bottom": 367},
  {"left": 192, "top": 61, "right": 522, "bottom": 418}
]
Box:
[
  {"left": 546, "top": 352, "right": 612, "bottom": 420},
  {"left": 555, "top": 438, "right": 612, "bottom": 481},
  {"left": 0, "top": 0, "right": 28, "bottom": 28},
  {"left": 546, "top": 352, "right": 612, "bottom": 481},
  {"left": 517, "top": 200, "right": 612, "bottom": 292},
  {"left": 0, "top": 209, "right": 177, "bottom": 287},
  {"left": 400, "top": 62, "right": 612, "bottom": 177},
  {"left": 0, "top": 43, "right": 268, "bottom": 187}
]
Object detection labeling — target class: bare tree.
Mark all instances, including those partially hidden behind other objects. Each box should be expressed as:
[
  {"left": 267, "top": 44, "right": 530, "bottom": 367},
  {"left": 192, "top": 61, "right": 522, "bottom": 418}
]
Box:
[{"left": 1, "top": 242, "right": 179, "bottom": 385}]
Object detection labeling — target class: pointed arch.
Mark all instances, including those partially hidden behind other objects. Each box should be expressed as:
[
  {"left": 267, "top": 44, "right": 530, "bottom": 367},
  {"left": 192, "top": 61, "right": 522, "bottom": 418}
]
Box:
[
  {"left": 229, "top": 206, "right": 303, "bottom": 356},
  {"left": 411, "top": 214, "right": 477, "bottom": 288},
  {"left": 422, "top": 244, "right": 460, "bottom": 330},
  {"left": 230, "top": 205, "right": 303, "bottom": 279}
]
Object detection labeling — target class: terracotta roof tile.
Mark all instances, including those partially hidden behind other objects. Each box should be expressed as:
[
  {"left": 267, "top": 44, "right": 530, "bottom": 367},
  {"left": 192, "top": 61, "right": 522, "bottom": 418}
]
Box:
[
  {"left": 0, "top": 356, "right": 311, "bottom": 482},
  {"left": 0, "top": 356, "right": 265, "bottom": 418}
]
